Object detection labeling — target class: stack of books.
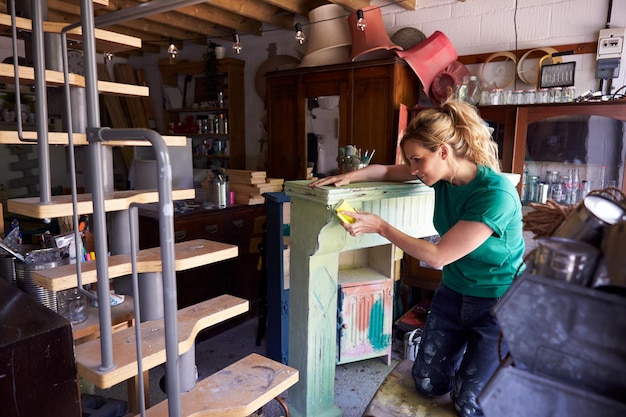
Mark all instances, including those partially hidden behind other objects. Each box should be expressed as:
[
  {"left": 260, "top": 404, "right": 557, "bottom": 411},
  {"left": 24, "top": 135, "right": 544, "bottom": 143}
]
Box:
[{"left": 225, "top": 169, "right": 284, "bottom": 205}]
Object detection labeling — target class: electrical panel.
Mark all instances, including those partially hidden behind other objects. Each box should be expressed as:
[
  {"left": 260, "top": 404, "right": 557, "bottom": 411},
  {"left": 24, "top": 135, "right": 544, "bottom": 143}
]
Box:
[{"left": 596, "top": 27, "right": 625, "bottom": 81}]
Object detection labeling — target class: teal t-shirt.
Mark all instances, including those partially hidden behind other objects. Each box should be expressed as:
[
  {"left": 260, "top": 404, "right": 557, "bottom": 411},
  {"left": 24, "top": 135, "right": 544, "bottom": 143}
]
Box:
[{"left": 432, "top": 165, "right": 525, "bottom": 298}]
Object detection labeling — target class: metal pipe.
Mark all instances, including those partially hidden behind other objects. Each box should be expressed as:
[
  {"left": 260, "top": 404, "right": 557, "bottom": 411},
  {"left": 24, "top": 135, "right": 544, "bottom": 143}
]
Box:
[
  {"left": 79, "top": 0, "right": 115, "bottom": 371},
  {"left": 128, "top": 204, "right": 147, "bottom": 417},
  {"left": 9, "top": 0, "right": 34, "bottom": 144},
  {"left": 91, "top": 127, "right": 180, "bottom": 417},
  {"left": 30, "top": 0, "right": 52, "bottom": 203},
  {"left": 93, "top": 0, "right": 209, "bottom": 28}
]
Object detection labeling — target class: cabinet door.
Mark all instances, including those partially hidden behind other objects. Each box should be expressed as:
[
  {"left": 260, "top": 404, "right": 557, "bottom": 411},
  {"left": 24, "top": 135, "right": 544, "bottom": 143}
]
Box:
[
  {"left": 266, "top": 75, "right": 302, "bottom": 180},
  {"left": 224, "top": 206, "right": 265, "bottom": 309},
  {"left": 351, "top": 70, "right": 396, "bottom": 163}
]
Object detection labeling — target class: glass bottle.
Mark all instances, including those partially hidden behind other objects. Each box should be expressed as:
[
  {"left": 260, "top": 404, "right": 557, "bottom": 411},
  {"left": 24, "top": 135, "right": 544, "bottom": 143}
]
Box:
[
  {"left": 566, "top": 168, "right": 580, "bottom": 204},
  {"left": 467, "top": 76, "right": 481, "bottom": 105},
  {"left": 599, "top": 165, "right": 607, "bottom": 190},
  {"left": 521, "top": 163, "right": 529, "bottom": 201},
  {"left": 455, "top": 76, "right": 469, "bottom": 103}
]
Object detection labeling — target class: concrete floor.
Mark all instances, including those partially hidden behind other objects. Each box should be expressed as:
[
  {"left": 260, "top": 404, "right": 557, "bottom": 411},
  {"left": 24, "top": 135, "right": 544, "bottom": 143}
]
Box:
[{"left": 92, "top": 317, "right": 405, "bottom": 417}]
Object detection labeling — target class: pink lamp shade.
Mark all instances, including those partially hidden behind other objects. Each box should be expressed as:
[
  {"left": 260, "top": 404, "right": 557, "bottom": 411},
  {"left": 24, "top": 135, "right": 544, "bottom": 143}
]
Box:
[
  {"left": 299, "top": 4, "right": 352, "bottom": 67},
  {"left": 348, "top": 6, "right": 401, "bottom": 62},
  {"left": 396, "top": 31, "right": 458, "bottom": 96},
  {"left": 430, "top": 60, "right": 471, "bottom": 105}
]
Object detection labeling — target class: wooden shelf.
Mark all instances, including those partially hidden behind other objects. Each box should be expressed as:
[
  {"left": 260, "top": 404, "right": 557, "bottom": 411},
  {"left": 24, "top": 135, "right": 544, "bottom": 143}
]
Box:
[
  {"left": 6, "top": 188, "right": 195, "bottom": 218},
  {"left": 75, "top": 294, "right": 249, "bottom": 388},
  {"left": 0, "top": 130, "right": 188, "bottom": 146},
  {"left": 0, "top": 12, "right": 141, "bottom": 53},
  {"left": 33, "top": 238, "right": 239, "bottom": 292},
  {"left": 141, "top": 353, "right": 299, "bottom": 417},
  {"left": 0, "top": 63, "right": 148, "bottom": 97}
]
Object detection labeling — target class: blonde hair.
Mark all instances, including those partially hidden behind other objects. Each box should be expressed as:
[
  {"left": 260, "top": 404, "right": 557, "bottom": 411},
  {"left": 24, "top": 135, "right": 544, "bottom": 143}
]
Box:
[{"left": 400, "top": 100, "right": 500, "bottom": 172}]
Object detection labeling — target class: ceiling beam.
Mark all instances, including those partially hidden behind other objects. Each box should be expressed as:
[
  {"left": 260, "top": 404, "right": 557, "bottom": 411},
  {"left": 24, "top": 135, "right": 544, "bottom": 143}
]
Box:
[
  {"left": 205, "top": 0, "right": 295, "bottom": 31},
  {"left": 328, "top": 0, "right": 369, "bottom": 11},
  {"left": 106, "top": 0, "right": 228, "bottom": 37},
  {"left": 176, "top": 3, "right": 263, "bottom": 36},
  {"left": 264, "top": 0, "right": 328, "bottom": 17}
]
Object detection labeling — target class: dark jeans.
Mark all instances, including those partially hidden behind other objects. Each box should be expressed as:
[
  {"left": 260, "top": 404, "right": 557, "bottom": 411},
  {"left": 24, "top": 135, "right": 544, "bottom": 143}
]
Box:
[{"left": 412, "top": 284, "right": 505, "bottom": 417}]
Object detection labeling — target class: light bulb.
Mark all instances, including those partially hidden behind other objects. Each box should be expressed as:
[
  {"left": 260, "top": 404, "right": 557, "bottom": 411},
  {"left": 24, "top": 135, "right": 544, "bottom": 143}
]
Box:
[
  {"left": 167, "top": 40, "right": 178, "bottom": 60},
  {"left": 232, "top": 33, "right": 242, "bottom": 54},
  {"left": 295, "top": 23, "right": 306, "bottom": 45},
  {"left": 356, "top": 9, "right": 367, "bottom": 32}
]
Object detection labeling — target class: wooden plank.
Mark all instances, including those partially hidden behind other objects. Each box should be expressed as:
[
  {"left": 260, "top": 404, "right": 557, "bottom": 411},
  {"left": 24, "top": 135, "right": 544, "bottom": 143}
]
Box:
[
  {"left": 6, "top": 188, "right": 195, "bottom": 218},
  {"left": 458, "top": 42, "right": 597, "bottom": 65},
  {"left": 0, "top": 63, "right": 148, "bottom": 96},
  {"left": 0, "top": 130, "right": 186, "bottom": 146},
  {"left": 75, "top": 295, "right": 249, "bottom": 389},
  {"left": 135, "top": 68, "right": 155, "bottom": 125},
  {"left": 140, "top": 353, "right": 299, "bottom": 417},
  {"left": 98, "top": 63, "right": 130, "bottom": 128},
  {"left": 33, "top": 239, "right": 238, "bottom": 292},
  {"left": 114, "top": 63, "right": 149, "bottom": 128},
  {"left": 363, "top": 359, "right": 457, "bottom": 417},
  {"left": 225, "top": 169, "right": 267, "bottom": 179},
  {"left": 0, "top": 12, "right": 140, "bottom": 53}
]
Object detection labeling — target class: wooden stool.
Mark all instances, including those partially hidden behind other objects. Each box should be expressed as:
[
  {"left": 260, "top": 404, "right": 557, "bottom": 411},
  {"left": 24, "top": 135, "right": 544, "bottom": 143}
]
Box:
[{"left": 363, "top": 359, "right": 457, "bottom": 417}]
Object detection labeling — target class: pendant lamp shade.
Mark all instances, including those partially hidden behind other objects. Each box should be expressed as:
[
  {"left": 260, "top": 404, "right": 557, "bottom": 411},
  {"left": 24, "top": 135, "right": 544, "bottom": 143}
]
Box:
[
  {"left": 396, "top": 31, "right": 458, "bottom": 96},
  {"left": 348, "top": 6, "right": 401, "bottom": 62},
  {"left": 299, "top": 4, "right": 352, "bottom": 67}
]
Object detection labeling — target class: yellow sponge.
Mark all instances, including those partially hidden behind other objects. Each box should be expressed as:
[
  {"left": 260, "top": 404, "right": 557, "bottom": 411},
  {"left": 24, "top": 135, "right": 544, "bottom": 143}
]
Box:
[{"left": 335, "top": 199, "right": 356, "bottom": 224}]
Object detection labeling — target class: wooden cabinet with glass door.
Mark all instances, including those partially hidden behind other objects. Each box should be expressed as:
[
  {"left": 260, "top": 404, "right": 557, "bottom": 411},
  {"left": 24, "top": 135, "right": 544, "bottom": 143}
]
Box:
[
  {"left": 410, "top": 101, "right": 626, "bottom": 199},
  {"left": 478, "top": 101, "right": 626, "bottom": 200},
  {"left": 159, "top": 58, "right": 245, "bottom": 170}
]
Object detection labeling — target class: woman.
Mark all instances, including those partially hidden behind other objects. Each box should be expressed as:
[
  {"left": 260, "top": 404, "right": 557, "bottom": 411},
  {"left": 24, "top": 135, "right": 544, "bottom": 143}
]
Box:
[{"left": 309, "top": 100, "right": 525, "bottom": 417}]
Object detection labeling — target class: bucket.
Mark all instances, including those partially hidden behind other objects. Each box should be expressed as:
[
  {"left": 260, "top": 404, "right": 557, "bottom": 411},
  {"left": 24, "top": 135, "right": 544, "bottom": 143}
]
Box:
[
  {"left": 532, "top": 237, "right": 599, "bottom": 286},
  {"left": 0, "top": 253, "right": 16, "bottom": 285},
  {"left": 591, "top": 220, "right": 626, "bottom": 294},
  {"left": 553, "top": 195, "right": 625, "bottom": 247},
  {"left": 15, "top": 256, "right": 70, "bottom": 312}
]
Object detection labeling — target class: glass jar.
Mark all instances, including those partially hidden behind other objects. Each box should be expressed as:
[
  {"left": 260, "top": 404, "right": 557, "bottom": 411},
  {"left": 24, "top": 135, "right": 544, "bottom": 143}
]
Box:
[
  {"left": 537, "top": 88, "right": 550, "bottom": 103},
  {"left": 549, "top": 87, "right": 562, "bottom": 103},
  {"left": 525, "top": 89, "right": 536, "bottom": 104},
  {"left": 512, "top": 90, "right": 525, "bottom": 105},
  {"left": 502, "top": 89, "right": 513, "bottom": 105},
  {"left": 527, "top": 175, "right": 540, "bottom": 202},
  {"left": 563, "top": 86, "right": 576, "bottom": 102},
  {"left": 490, "top": 88, "right": 503, "bottom": 105}
]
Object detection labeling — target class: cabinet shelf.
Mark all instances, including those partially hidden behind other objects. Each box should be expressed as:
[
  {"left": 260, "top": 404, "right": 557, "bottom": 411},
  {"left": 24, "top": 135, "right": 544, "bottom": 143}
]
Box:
[{"left": 160, "top": 58, "right": 245, "bottom": 169}]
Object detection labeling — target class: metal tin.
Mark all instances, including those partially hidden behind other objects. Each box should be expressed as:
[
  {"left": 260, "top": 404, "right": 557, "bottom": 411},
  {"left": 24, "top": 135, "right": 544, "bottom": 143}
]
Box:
[
  {"left": 554, "top": 195, "right": 626, "bottom": 247},
  {"left": 538, "top": 182, "right": 549, "bottom": 204},
  {"left": 533, "top": 237, "right": 599, "bottom": 286}
]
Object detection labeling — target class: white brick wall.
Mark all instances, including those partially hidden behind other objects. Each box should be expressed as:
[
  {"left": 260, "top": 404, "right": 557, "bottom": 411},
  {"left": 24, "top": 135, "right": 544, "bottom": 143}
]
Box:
[{"left": 371, "top": 0, "right": 626, "bottom": 94}]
